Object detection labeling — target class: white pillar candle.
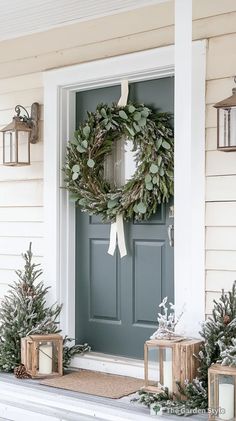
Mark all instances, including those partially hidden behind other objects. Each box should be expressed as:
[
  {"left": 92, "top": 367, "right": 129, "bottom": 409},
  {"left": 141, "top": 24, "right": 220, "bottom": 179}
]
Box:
[
  {"left": 219, "top": 383, "right": 234, "bottom": 420},
  {"left": 163, "top": 360, "right": 173, "bottom": 393},
  {"left": 39, "top": 342, "right": 53, "bottom": 375}
]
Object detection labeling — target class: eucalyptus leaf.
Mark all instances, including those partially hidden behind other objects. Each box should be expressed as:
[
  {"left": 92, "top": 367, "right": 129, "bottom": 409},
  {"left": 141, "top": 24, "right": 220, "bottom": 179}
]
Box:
[
  {"left": 87, "top": 159, "right": 95, "bottom": 168},
  {"left": 119, "top": 110, "right": 128, "bottom": 120},
  {"left": 159, "top": 168, "right": 164, "bottom": 176},
  {"left": 156, "top": 138, "right": 163, "bottom": 150},
  {"left": 81, "top": 140, "right": 88, "bottom": 148},
  {"left": 137, "top": 202, "right": 147, "bottom": 214},
  {"left": 157, "top": 156, "right": 162, "bottom": 166},
  {"left": 72, "top": 172, "right": 79, "bottom": 180},
  {"left": 133, "top": 122, "right": 141, "bottom": 132},
  {"left": 141, "top": 107, "right": 149, "bottom": 118},
  {"left": 128, "top": 105, "right": 136, "bottom": 113},
  {"left": 100, "top": 108, "right": 107, "bottom": 118},
  {"left": 145, "top": 174, "right": 152, "bottom": 183},
  {"left": 77, "top": 145, "right": 86, "bottom": 153},
  {"left": 152, "top": 176, "right": 159, "bottom": 184},
  {"left": 83, "top": 126, "right": 90, "bottom": 138},
  {"left": 72, "top": 164, "right": 80, "bottom": 173},
  {"left": 125, "top": 125, "right": 135, "bottom": 137},
  {"left": 133, "top": 112, "right": 141, "bottom": 121},
  {"left": 162, "top": 141, "right": 171, "bottom": 150},
  {"left": 70, "top": 139, "right": 79, "bottom": 146},
  {"left": 145, "top": 182, "right": 153, "bottom": 191},
  {"left": 103, "top": 118, "right": 109, "bottom": 126},
  {"left": 138, "top": 118, "right": 146, "bottom": 127},
  {"left": 133, "top": 204, "right": 139, "bottom": 213},
  {"left": 107, "top": 199, "right": 118, "bottom": 209},
  {"left": 106, "top": 122, "right": 112, "bottom": 130},
  {"left": 150, "top": 163, "right": 158, "bottom": 174}
]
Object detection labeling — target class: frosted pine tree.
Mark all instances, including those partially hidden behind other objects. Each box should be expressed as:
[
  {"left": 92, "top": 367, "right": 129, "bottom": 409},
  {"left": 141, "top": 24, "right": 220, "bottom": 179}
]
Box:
[
  {"left": 219, "top": 337, "right": 236, "bottom": 366},
  {"left": 0, "top": 244, "right": 62, "bottom": 371},
  {"left": 198, "top": 281, "right": 236, "bottom": 383}
]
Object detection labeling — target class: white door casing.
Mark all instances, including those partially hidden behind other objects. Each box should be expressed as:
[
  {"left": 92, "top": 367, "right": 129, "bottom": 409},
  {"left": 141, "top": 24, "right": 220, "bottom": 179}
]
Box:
[{"left": 43, "top": 41, "right": 206, "bottom": 348}]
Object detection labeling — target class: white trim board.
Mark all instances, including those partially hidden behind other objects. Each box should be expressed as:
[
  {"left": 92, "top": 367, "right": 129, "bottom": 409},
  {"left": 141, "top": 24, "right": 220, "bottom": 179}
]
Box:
[{"left": 43, "top": 42, "right": 206, "bottom": 372}]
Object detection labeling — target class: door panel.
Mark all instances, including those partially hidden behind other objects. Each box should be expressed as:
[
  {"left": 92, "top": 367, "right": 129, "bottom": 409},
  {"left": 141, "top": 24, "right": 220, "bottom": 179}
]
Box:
[{"left": 75, "top": 78, "right": 174, "bottom": 359}]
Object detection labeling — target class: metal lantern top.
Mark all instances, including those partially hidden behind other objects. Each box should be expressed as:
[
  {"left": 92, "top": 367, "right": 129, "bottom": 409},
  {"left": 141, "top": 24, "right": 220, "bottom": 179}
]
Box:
[
  {"left": 0, "top": 116, "right": 32, "bottom": 133},
  {"left": 214, "top": 87, "right": 236, "bottom": 109},
  {"left": 0, "top": 103, "right": 39, "bottom": 138}
]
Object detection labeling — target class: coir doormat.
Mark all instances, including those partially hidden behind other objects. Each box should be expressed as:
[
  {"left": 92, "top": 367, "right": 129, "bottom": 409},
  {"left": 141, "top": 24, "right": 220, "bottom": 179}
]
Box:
[{"left": 40, "top": 370, "right": 144, "bottom": 399}]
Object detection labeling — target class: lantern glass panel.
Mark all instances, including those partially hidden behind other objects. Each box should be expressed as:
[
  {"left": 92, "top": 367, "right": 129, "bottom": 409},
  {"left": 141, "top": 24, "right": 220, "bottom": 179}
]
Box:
[
  {"left": 162, "top": 347, "right": 173, "bottom": 393},
  {"left": 147, "top": 346, "right": 159, "bottom": 388},
  {"left": 3, "top": 131, "right": 17, "bottom": 164},
  {"left": 17, "top": 130, "right": 30, "bottom": 164},
  {"left": 218, "top": 374, "right": 235, "bottom": 421},
  {"left": 218, "top": 107, "right": 236, "bottom": 149},
  {"left": 146, "top": 345, "right": 173, "bottom": 391}
]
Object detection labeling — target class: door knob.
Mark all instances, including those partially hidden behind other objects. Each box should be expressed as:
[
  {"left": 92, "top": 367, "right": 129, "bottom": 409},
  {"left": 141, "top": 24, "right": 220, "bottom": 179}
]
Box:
[{"left": 168, "top": 224, "right": 174, "bottom": 247}]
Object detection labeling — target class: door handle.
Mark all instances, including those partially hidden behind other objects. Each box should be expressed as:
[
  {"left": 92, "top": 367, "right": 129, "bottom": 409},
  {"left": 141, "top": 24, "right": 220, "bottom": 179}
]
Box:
[{"left": 168, "top": 224, "right": 174, "bottom": 247}]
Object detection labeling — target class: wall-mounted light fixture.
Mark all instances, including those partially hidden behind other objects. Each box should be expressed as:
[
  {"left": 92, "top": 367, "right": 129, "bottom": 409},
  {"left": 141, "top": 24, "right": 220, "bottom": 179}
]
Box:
[
  {"left": 0, "top": 102, "right": 39, "bottom": 166},
  {"left": 214, "top": 78, "right": 236, "bottom": 151}
]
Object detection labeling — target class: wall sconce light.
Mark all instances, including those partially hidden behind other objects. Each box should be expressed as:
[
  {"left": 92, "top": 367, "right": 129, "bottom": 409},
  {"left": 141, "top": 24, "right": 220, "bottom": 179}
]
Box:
[
  {"left": 0, "top": 102, "right": 39, "bottom": 166},
  {"left": 214, "top": 78, "right": 236, "bottom": 151}
]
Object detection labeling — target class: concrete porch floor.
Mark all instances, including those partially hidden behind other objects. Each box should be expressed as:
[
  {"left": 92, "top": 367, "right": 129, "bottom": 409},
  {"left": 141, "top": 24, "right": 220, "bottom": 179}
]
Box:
[
  {"left": 0, "top": 372, "right": 150, "bottom": 421},
  {"left": 0, "top": 373, "right": 208, "bottom": 421}
]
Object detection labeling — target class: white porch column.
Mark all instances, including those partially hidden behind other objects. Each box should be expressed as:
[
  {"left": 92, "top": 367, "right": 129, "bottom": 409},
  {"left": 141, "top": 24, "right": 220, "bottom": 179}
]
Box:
[{"left": 174, "top": 0, "right": 205, "bottom": 337}]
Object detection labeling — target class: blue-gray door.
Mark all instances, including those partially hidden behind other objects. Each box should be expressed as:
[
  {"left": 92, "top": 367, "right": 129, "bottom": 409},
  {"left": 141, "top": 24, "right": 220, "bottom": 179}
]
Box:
[{"left": 75, "top": 78, "right": 174, "bottom": 359}]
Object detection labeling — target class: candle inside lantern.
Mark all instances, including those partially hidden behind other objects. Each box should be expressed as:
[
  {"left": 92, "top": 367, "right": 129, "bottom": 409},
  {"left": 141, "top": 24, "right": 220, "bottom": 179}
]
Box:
[
  {"left": 39, "top": 342, "right": 53, "bottom": 375},
  {"left": 219, "top": 383, "right": 234, "bottom": 420},
  {"left": 163, "top": 348, "right": 173, "bottom": 393}
]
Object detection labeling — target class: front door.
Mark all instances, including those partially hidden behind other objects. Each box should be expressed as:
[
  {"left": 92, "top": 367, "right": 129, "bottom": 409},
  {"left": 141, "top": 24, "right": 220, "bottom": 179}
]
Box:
[{"left": 75, "top": 78, "right": 174, "bottom": 359}]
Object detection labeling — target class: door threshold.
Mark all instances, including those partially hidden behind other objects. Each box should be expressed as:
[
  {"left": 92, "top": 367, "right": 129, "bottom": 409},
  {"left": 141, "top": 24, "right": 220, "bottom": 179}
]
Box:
[{"left": 71, "top": 352, "right": 144, "bottom": 379}]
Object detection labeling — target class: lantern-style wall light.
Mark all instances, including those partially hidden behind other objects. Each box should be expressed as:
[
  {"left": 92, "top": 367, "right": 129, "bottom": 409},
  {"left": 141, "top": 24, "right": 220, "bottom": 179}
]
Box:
[
  {"left": 208, "top": 364, "right": 236, "bottom": 421},
  {"left": 0, "top": 102, "right": 39, "bottom": 166},
  {"left": 214, "top": 79, "right": 236, "bottom": 151}
]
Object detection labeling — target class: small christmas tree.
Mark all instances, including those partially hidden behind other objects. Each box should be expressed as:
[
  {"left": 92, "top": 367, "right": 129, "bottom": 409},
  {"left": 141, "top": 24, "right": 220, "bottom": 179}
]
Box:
[
  {"left": 138, "top": 281, "right": 236, "bottom": 415},
  {"left": 0, "top": 243, "right": 89, "bottom": 372}
]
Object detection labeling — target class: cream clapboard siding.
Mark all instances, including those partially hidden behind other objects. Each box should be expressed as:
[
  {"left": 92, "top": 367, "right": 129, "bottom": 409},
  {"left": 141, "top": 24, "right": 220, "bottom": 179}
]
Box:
[
  {"left": 0, "top": 74, "right": 43, "bottom": 300},
  {"left": 0, "top": 0, "right": 235, "bottom": 316}
]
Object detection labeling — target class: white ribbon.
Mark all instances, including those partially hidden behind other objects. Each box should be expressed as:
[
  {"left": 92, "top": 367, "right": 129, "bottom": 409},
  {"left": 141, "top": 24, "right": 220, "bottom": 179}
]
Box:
[
  {"left": 108, "top": 214, "right": 127, "bottom": 258},
  {"left": 108, "top": 80, "right": 129, "bottom": 258}
]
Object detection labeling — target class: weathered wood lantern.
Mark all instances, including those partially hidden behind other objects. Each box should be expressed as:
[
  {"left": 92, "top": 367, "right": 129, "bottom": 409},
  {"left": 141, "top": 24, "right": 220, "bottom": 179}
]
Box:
[
  {"left": 144, "top": 338, "right": 202, "bottom": 398},
  {"left": 214, "top": 83, "right": 236, "bottom": 151},
  {"left": 208, "top": 364, "right": 236, "bottom": 421},
  {"left": 21, "top": 334, "right": 63, "bottom": 379},
  {"left": 0, "top": 103, "right": 39, "bottom": 166}
]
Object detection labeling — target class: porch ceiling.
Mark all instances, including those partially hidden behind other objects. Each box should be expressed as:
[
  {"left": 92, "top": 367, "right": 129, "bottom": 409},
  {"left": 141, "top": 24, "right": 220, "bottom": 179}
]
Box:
[{"left": 0, "top": 0, "right": 170, "bottom": 41}]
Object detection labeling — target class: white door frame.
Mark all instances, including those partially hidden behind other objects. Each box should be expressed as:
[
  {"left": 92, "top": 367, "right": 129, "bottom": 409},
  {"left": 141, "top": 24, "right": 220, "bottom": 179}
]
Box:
[{"left": 43, "top": 41, "right": 206, "bottom": 355}]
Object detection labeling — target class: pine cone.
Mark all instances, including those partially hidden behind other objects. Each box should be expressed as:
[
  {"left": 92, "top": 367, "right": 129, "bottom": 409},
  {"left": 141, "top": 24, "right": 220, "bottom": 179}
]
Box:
[
  {"left": 14, "top": 364, "right": 31, "bottom": 379},
  {"left": 223, "top": 315, "right": 231, "bottom": 325}
]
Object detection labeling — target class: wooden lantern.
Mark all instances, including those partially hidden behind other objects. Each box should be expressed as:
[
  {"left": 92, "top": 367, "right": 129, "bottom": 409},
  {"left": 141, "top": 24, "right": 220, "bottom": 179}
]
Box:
[
  {"left": 144, "top": 338, "right": 202, "bottom": 398},
  {"left": 21, "top": 334, "right": 63, "bottom": 378},
  {"left": 208, "top": 364, "right": 236, "bottom": 421}
]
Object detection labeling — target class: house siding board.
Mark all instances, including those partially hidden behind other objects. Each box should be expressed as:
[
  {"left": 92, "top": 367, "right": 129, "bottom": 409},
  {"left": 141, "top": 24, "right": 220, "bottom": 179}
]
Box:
[
  {"left": 0, "top": 2, "right": 235, "bottom": 317},
  {"left": 0, "top": 80, "right": 43, "bottom": 300}
]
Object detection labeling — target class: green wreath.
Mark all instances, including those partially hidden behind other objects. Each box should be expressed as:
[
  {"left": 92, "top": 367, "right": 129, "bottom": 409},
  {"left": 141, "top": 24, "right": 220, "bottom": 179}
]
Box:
[{"left": 64, "top": 102, "right": 174, "bottom": 222}]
